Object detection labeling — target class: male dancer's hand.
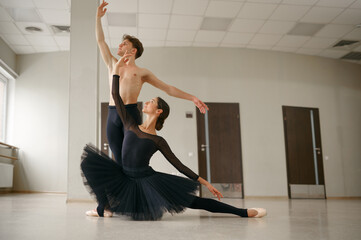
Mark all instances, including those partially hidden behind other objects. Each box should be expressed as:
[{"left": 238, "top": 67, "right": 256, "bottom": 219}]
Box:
[
  {"left": 192, "top": 97, "right": 209, "bottom": 114},
  {"left": 97, "top": 0, "right": 108, "bottom": 18}
]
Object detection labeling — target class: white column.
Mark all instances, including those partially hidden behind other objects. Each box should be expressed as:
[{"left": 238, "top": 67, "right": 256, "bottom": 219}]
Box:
[{"left": 67, "top": 0, "right": 99, "bottom": 200}]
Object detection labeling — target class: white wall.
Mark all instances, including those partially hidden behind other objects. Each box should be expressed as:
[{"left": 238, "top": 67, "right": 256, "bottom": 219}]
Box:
[
  {"left": 0, "top": 37, "right": 17, "bottom": 77},
  {"left": 9, "top": 46, "right": 361, "bottom": 197},
  {"left": 98, "top": 47, "right": 361, "bottom": 197},
  {"left": 11, "top": 52, "right": 69, "bottom": 192}
]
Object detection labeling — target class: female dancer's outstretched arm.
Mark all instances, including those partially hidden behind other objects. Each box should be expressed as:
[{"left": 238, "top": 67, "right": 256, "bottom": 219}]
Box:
[{"left": 157, "top": 138, "right": 223, "bottom": 200}]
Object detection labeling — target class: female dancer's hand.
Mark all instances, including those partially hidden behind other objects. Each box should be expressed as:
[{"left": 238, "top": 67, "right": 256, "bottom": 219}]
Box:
[
  {"left": 113, "top": 50, "right": 133, "bottom": 73},
  {"left": 206, "top": 183, "right": 224, "bottom": 201},
  {"left": 192, "top": 96, "right": 209, "bottom": 114},
  {"left": 97, "top": 0, "right": 108, "bottom": 18}
]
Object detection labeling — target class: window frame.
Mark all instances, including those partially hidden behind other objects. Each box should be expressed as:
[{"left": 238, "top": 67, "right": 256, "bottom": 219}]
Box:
[{"left": 0, "top": 73, "right": 8, "bottom": 142}]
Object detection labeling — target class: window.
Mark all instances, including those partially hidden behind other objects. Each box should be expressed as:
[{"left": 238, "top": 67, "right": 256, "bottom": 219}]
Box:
[{"left": 0, "top": 73, "right": 7, "bottom": 142}]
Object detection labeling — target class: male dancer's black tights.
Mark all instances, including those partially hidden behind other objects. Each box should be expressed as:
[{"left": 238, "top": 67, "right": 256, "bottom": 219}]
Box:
[
  {"left": 96, "top": 104, "right": 142, "bottom": 216},
  {"left": 187, "top": 196, "right": 248, "bottom": 217}
]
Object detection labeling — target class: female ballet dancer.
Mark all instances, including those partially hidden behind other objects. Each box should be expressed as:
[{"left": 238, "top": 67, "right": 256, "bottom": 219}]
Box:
[{"left": 80, "top": 60, "right": 267, "bottom": 220}]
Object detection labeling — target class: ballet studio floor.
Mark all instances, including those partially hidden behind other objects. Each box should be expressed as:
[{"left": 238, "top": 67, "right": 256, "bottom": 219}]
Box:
[{"left": 0, "top": 193, "right": 360, "bottom": 240}]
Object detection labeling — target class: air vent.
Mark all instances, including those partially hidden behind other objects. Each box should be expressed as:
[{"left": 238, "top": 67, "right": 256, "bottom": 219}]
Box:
[
  {"left": 341, "top": 52, "right": 361, "bottom": 60},
  {"left": 51, "top": 25, "right": 70, "bottom": 34},
  {"left": 333, "top": 40, "right": 358, "bottom": 47},
  {"left": 25, "top": 26, "right": 42, "bottom": 33}
]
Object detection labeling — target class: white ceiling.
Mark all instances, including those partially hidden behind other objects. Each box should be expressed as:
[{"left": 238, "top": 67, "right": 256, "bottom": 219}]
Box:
[{"left": 0, "top": 0, "right": 361, "bottom": 63}]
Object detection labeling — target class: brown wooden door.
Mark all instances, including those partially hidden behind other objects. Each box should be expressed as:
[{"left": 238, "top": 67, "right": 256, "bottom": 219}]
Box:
[
  {"left": 196, "top": 103, "right": 243, "bottom": 198},
  {"left": 101, "top": 102, "right": 143, "bottom": 158},
  {"left": 283, "top": 106, "right": 326, "bottom": 199}
]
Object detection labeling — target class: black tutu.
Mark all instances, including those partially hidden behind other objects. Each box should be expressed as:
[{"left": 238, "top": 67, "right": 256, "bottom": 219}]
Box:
[{"left": 80, "top": 144, "right": 200, "bottom": 220}]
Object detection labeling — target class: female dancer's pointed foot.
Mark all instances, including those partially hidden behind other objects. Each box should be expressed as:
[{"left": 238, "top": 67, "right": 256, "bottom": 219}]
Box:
[
  {"left": 85, "top": 209, "right": 113, "bottom": 217},
  {"left": 247, "top": 208, "right": 267, "bottom": 218}
]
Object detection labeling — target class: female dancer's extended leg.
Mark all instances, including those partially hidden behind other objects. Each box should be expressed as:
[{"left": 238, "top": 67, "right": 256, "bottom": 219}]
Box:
[{"left": 187, "top": 197, "right": 266, "bottom": 218}]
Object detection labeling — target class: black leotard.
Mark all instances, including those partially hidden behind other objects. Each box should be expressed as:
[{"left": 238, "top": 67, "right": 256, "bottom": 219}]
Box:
[{"left": 111, "top": 74, "right": 199, "bottom": 181}]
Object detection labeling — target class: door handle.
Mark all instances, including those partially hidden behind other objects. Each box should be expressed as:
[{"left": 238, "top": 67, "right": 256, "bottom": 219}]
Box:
[
  {"left": 314, "top": 147, "right": 321, "bottom": 154},
  {"left": 201, "top": 144, "right": 208, "bottom": 151},
  {"left": 103, "top": 143, "right": 109, "bottom": 150}
]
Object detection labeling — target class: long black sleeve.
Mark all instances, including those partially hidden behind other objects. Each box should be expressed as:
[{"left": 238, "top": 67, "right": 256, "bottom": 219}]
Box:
[
  {"left": 111, "top": 74, "right": 134, "bottom": 128},
  {"left": 158, "top": 138, "right": 199, "bottom": 181}
]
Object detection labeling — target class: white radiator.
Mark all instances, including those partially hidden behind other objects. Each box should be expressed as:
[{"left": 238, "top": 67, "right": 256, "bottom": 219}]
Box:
[{"left": 0, "top": 162, "right": 14, "bottom": 188}]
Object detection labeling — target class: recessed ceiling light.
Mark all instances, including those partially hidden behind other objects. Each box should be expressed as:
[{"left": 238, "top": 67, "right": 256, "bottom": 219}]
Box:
[
  {"left": 51, "top": 25, "right": 70, "bottom": 34},
  {"left": 288, "top": 23, "right": 325, "bottom": 36},
  {"left": 200, "top": 17, "right": 232, "bottom": 31},
  {"left": 25, "top": 26, "right": 43, "bottom": 33}
]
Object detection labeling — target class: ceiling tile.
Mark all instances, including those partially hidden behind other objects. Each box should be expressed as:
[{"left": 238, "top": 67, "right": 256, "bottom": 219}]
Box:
[
  {"left": 247, "top": 0, "right": 281, "bottom": 3},
  {"left": 0, "top": 22, "right": 21, "bottom": 34},
  {"left": 169, "top": 15, "right": 203, "bottom": 30},
  {"left": 344, "top": 28, "right": 361, "bottom": 40},
  {"left": 315, "top": 24, "right": 355, "bottom": 38},
  {"left": 25, "top": 35, "right": 57, "bottom": 46},
  {"left": 272, "top": 46, "right": 298, "bottom": 52},
  {"left": 7, "top": 8, "right": 42, "bottom": 22},
  {"left": 259, "top": 20, "right": 296, "bottom": 34},
  {"left": 38, "top": 9, "right": 70, "bottom": 25},
  {"left": 172, "top": 0, "right": 209, "bottom": 16},
  {"left": 165, "top": 41, "right": 192, "bottom": 47},
  {"left": 319, "top": 49, "right": 349, "bottom": 59},
  {"left": 247, "top": 45, "right": 273, "bottom": 50},
  {"left": 353, "top": 45, "right": 361, "bottom": 51},
  {"left": 332, "top": 9, "right": 361, "bottom": 24},
  {"left": 249, "top": 34, "right": 282, "bottom": 45},
  {"left": 237, "top": 3, "right": 277, "bottom": 20},
  {"left": 194, "top": 30, "right": 226, "bottom": 43},
  {"left": 10, "top": 45, "right": 35, "bottom": 54},
  {"left": 54, "top": 36, "right": 69, "bottom": 47},
  {"left": 316, "top": 0, "right": 355, "bottom": 8},
  {"left": 107, "top": 0, "right": 137, "bottom": 13},
  {"left": 297, "top": 48, "right": 322, "bottom": 55},
  {"left": 107, "top": 13, "right": 136, "bottom": 27},
  {"left": 220, "top": 43, "right": 246, "bottom": 48},
  {"left": 166, "top": 29, "right": 196, "bottom": 41},
  {"left": 138, "top": 28, "right": 167, "bottom": 40},
  {"left": 229, "top": 19, "right": 265, "bottom": 33},
  {"left": 33, "top": 0, "right": 69, "bottom": 10},
  {"left": 276, "top": 35, "right": 310, "bottom": 47},
  {"left": 138, "top": 14, "right": 170, "bottom": 29},
  {"left": 2, "top": 34, "right": 28, "bottom": 45},
  {"left": 59, "top": 44, "right": 69, "bottom": 51},
  {"left": 302, "top": 37, "right": 338, "bottom": 49},
  {"left": 269, "top": 5, "right": 311, "bottom": 21},
  {"left": 108, "top": 26, "right": 137, "bottom": 38},
  {"left": 33, "top": 45, "right": 59, "bottom": 52},
  {"left": 301, "top": 7, "right": 344, "bottom": 23},
  {"left": 141, "top": 40, "right": 165, "bottom": 47},
  {"left": 200, "top": 17, "right": 232, "bottom": 31},
  {"left": 193, "top": 42, "right": 219, "bottom": 47},
  {"left": 0, "top": 0, "right": 35, "bottom": 8},
  {"left": 281, "top": 0, "right": 317, "bottom": 5},
  {"left": 222, "top": 32, "right": 254, "bottom": 44},
  {"left": 350, "top": 0, "right": 361, "bottom": 9},
  {"left": 15, "top": 22, "right": 52, "bottom": 35},
  {"left": 139, "top": 0, "right": 173, "bottom": 14},
  {"left": 205, "top": 1, "right": 243, "bottom": 18},
  {"left": 0, "top": 7, "right": 12, "bottom": 21}
]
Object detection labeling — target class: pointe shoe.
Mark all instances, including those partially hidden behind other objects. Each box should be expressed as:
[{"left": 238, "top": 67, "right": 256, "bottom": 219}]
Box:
[
  {"left": 85, "top": 209, "right": 113, "bottom": 217},
  {"left": 249, "top": 208, "right": 267, "bottom": 218}
]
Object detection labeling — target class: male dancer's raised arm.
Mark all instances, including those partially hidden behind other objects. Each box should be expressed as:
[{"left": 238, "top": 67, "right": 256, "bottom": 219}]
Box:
[{"left": 96, "top": 0, "right": 116, "bottom": 68}]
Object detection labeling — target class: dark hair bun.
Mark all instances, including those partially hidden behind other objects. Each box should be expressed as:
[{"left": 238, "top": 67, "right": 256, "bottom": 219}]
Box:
[{"left": 155, "top": 97, "right": 170, "bottom": 131}]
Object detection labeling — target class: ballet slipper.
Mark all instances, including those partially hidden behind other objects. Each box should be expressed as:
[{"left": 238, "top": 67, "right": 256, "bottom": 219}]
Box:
[
  {"left": 249, "top": 208, "right": 267, "bottom": 218},
  {"left": 85, "top": 209, "right": 113, "bottom": 217}
]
